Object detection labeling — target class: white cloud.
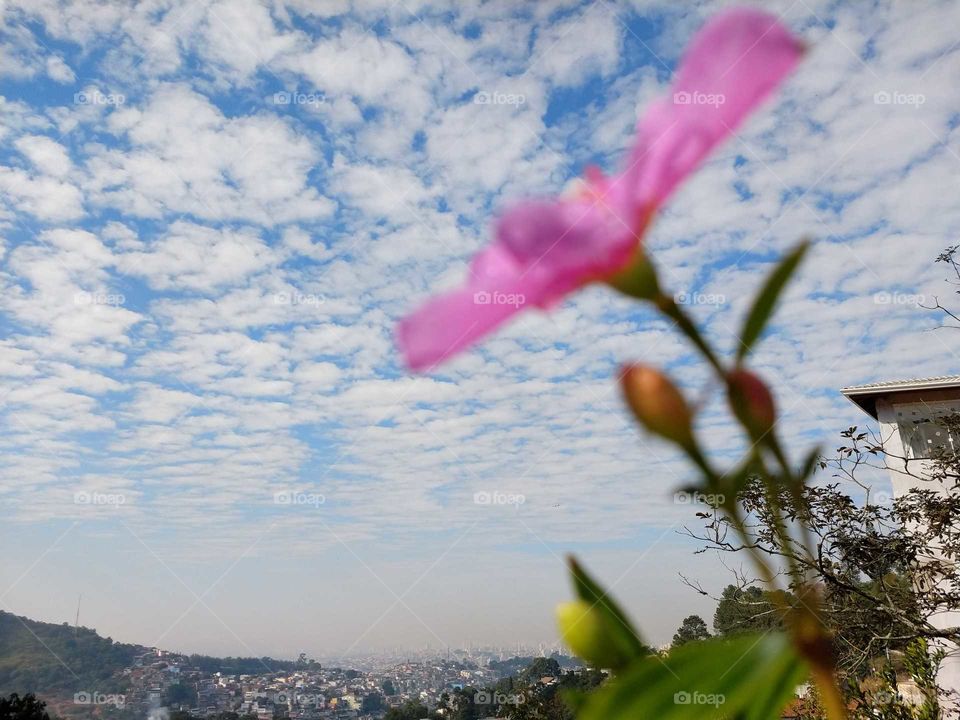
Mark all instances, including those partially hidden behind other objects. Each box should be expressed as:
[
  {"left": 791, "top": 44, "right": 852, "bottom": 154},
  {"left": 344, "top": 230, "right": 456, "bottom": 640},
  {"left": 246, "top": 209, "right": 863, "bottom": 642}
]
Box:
[
  {"left": 86, "top": 83, "right": 334, "bottom": 224},
  {"left": 1, "top": 0, "right": 960, "bottom": 654},
  {"left": 0, "top": 166, "right": 83, "bottom": 220},
  {"left": 117, "top": 221, "right": 276, "bottom": 292},
  {"left": 45, "top": 55, "right": 75, "bottom": 82},
  {"left": 15, "top": 134, "right": 72, "bottom": 176}
]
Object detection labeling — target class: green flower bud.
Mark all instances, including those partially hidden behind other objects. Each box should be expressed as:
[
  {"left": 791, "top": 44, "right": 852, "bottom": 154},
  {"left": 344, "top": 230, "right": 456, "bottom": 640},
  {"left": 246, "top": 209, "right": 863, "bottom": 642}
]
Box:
[{"left": 556, "top": 600, "right": 635, "bottom": 670}]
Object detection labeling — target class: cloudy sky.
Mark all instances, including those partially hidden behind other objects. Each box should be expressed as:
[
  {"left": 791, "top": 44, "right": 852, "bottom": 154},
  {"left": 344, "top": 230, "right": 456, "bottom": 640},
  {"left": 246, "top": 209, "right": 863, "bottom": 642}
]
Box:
[{"left": 1, "top": 0, "right": 959, "bottom": 659}]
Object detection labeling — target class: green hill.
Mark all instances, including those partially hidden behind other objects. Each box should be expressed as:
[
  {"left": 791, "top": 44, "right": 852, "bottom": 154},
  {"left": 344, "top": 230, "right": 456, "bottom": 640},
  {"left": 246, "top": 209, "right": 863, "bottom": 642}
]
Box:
[
  {"left": 0, "top": 610, "right": 313, "bottom": 703},
  {"left": 0, "top": 611, "right": 142, "bottom": 697}
]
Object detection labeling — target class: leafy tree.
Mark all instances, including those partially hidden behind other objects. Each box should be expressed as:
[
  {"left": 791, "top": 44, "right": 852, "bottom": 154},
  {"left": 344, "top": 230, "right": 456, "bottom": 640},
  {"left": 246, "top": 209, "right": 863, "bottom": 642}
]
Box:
[
  {"left": 0, "top": 694, "right": 50, "bottom": 720},
  {"left": 384, "top": 700, "right": 439, "bottom": 720},
  {"left": 447, "top": 687, "right": 480, "bottom": 720},
  {"left": 381, "top": 679, "right": 396, "bottom": 696},
  {"left": 670, "top": 614, "right": 711, "bottom": 647},
  {"left": 461, "top": 666, "right": 605, "bottom": 720},
  {"left": 187, "top": 654, "right": 304, "bottom": 674},
  {"left": 922, "top": 243, "right": 960, "bottom": 328},
  {"left": 164, "top": 681, "right": 197, "bottom": 708},
  {"left": 361, "top": 692, "right": 384, "bottom": 713},
  {"left": 687, "top": 412, "right": 960, "bottom": 712},
  {"left": 711, "top": 585, "right": 783, "bottom": 636},
  {"left": 520, "top": 657, "right": 561, "bottom": 681}
]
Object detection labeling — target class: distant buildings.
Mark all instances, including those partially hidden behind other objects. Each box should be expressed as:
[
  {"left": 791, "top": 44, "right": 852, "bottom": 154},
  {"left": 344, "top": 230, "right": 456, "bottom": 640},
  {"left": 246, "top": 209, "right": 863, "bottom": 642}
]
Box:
[{"left": 118, "top": 650, "right": 511, "bottom": 719}]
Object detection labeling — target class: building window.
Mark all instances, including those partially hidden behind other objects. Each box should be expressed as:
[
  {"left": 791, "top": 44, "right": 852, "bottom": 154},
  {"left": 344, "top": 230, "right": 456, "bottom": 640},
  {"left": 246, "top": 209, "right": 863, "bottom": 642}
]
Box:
[{"left": 895, "top": 402, "right": 960, "bottom": 460}]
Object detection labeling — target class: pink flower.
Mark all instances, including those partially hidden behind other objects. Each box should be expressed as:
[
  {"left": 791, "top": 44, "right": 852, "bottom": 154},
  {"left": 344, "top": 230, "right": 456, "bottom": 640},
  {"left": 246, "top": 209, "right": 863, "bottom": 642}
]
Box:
[{"left": 398, "top": 8, "right": 803, "bottom": 371}]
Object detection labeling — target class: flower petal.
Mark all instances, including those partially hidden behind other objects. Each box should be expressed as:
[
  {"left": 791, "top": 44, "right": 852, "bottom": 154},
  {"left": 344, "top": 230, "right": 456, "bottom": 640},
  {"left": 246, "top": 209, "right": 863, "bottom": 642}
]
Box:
[
  {"left": 626, "top": 8, "right": 803, "bottom": 209},
  {"left": 397, "top": 245, "right": 538, "bottom": 371},
  {"left": 495, "top": 199, "right": 635, "bottom": 292},
  {"left": 397, "top": 8, "right": 803, "bottom": 371}
]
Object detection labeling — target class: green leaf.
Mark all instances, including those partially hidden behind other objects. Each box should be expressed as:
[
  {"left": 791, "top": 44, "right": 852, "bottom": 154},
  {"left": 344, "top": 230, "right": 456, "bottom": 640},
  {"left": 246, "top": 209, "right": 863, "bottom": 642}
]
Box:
[
  {"left": 798, "top": 445, "right": 822, "bottom": 482},
  {"left": 737, "top": 240, "right": 810, "bottom": 362},
  {"left": 567, "top": 557, "right": 648, "bottom": 661},
  {"left": 560, "top": 688, "right": 590, "bottom": 714},
  {"left": 577, "top": 632, "right": 808, "bottom": 720}
]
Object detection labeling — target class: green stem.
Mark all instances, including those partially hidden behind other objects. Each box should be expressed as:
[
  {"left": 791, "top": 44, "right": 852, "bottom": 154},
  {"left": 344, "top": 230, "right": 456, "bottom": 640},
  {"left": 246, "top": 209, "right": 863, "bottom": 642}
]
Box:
[{"left": 656, "top": 294, "right": 726, "bottom": 376}]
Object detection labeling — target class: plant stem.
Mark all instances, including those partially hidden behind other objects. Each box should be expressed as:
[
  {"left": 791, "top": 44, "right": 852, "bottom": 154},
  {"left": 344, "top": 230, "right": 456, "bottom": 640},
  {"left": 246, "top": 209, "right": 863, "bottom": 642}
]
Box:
[{"left": 655, "top": 294, "right": 726, "bottom": 376}]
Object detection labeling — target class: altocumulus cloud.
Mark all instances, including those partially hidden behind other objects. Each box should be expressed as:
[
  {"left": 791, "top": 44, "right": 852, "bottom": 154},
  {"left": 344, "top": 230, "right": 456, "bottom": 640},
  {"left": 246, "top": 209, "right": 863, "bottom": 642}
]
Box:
[{"left": 0, "top": 0, "right": 959, "bottom": 652}]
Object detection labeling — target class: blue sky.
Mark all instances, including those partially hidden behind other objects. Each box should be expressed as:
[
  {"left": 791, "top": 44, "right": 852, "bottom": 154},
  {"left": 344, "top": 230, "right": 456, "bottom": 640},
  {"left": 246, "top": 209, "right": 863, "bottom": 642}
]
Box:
[{"left": 1, "top": 0, "right": 960, "bottom": 657}]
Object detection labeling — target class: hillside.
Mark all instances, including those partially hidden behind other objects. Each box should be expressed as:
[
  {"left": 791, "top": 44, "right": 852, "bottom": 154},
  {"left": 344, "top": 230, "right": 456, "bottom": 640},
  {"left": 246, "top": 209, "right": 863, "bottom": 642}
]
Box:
[
  {"left": 0, "top": 611, "right": 142, "bottom": 697},
  {"left": 0, "top": 611, "right": 306, "bottom": 702}
]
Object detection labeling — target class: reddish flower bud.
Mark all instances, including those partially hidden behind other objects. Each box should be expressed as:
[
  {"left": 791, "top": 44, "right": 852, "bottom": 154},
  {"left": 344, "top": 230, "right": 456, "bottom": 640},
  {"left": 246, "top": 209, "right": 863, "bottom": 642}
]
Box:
[
  {"left": 620, "top": 365, "right": 694, "bottom": 447},
  {"left": 727, "top": 369, "right": 777, "bottom": 437}
]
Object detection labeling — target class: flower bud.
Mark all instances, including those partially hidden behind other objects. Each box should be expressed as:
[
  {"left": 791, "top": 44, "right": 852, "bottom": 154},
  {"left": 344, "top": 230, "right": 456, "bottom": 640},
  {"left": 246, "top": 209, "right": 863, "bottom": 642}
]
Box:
[
  {"left": 556, "top": 600, "right": 634, "bottom": 670},
  {"left": 620, "top": 365, "right": 694, "bottom": 447},
  {"left": 727, "top": 369, "right": 776, "bottom": 437}
]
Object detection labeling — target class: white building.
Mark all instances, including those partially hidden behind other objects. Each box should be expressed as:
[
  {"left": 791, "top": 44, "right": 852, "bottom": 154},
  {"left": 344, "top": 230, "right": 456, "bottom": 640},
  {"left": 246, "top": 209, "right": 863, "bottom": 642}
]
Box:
[{"left": 842, "top": 375, "right": 960, "bottom": 715}]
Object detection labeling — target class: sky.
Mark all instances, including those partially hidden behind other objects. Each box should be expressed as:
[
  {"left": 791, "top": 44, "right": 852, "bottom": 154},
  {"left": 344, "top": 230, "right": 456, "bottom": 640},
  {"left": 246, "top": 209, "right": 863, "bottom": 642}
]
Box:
[{"left": 1, "top": 0, "right": 959, "bottom": 660}]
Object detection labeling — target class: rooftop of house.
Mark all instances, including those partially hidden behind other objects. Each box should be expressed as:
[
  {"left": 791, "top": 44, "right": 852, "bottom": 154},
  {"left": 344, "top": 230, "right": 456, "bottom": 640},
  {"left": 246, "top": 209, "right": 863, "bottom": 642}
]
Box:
[{"left": 841, "top": 375, "right": 960, "bottom": 419}]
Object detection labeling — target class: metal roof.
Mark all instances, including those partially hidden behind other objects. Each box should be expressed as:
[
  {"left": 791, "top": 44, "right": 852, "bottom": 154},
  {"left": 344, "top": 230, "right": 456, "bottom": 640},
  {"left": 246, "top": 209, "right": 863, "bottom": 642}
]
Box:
[{"left": 841, "top": 375, "right": 960, "bottom": 418}]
